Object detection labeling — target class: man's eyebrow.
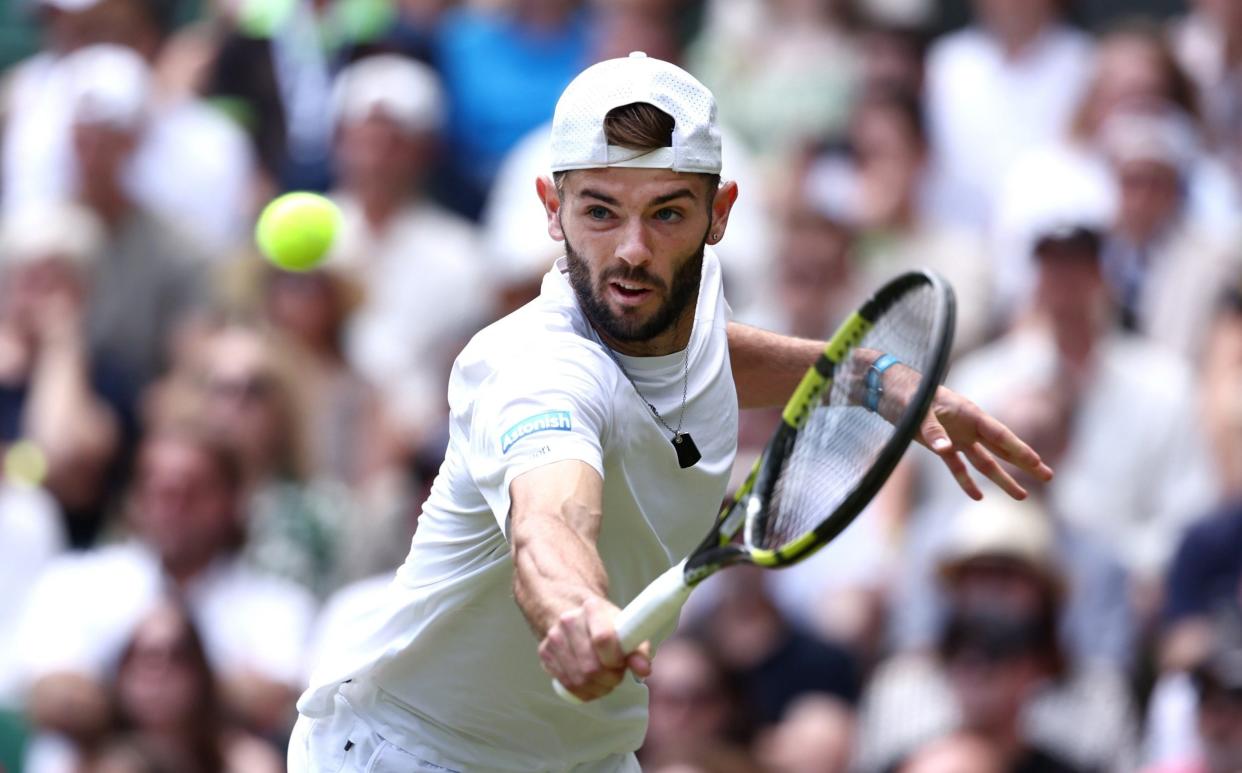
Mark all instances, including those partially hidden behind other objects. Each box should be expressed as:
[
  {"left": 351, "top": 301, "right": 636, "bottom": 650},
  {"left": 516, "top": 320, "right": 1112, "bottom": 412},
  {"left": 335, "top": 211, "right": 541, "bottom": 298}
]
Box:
[
  {"left": 579, "top": 188, "right": 620, "bottom": 205},
  {"left": 649, "top": 189, "right": 697, "bottom": 206},
  {"left": 575, "top": 188, "right": 698, "bottom": 207}
]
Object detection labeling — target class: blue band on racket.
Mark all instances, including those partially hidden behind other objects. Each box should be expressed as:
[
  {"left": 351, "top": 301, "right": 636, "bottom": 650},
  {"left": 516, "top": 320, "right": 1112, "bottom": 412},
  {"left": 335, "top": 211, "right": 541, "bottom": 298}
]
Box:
[{"left": 865, "top": 354, "right": 900, "bottom": 413}]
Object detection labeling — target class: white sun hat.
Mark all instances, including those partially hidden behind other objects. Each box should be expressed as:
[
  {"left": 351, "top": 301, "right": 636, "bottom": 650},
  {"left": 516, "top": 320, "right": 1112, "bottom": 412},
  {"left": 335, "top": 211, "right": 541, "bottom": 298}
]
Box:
[
  {"left": 549, "top": 51, "right": 721, "bottom": 174},
  {"left": 332, "top": 54, "right": 445, "bottom": 136},
  {"left": 63, "top": 44, "right": 151, "bottom": 130}
]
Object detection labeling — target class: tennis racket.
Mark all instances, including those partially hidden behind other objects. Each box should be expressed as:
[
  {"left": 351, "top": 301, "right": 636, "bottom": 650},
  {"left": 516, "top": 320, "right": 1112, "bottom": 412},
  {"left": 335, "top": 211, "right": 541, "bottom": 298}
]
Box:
[{"left": 553, "top": 268, "right": 955, "bottom": 702}]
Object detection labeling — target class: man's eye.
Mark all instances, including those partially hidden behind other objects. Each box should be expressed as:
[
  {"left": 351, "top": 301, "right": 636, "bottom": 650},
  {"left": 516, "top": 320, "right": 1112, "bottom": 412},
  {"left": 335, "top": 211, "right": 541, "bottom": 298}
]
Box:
[
  {"left": 587, "top": 206, "right": 611, "bottom": 220},
  {"left": 653, "top": 208, "right": 682, "bottom": 223}
]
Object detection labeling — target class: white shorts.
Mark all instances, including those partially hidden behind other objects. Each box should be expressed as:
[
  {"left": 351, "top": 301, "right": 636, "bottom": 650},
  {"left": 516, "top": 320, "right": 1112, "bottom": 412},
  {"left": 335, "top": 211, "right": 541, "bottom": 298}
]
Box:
[{"left": 287, "top": 684, "right": 640, "bottom": 773}]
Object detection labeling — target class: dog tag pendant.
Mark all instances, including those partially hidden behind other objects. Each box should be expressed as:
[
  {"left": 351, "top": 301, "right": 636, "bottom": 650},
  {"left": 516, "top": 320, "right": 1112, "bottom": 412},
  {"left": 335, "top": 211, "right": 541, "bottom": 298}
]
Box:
[{"left": 673, "top": 433, "right": 701, "bottom": 469}]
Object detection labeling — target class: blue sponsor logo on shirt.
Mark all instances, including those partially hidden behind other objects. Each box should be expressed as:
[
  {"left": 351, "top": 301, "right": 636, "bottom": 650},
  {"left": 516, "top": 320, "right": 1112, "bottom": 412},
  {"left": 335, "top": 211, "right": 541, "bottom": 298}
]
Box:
[{"left": 501, "top": 410, "right": 573, "bottom": 453}]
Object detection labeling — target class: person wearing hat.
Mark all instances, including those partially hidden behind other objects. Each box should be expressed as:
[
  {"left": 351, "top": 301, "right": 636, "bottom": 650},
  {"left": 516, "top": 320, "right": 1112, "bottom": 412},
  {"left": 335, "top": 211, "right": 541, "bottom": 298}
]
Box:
[
  {"left": 1097, "top": 106, "right": 1242, "bottom": 363},
  {"left": 908, "top": 194, "right": 1218, "bottom": 616},
  {"left": 324, "top": 53, "right": 492, "bottom": 453},
  {"left": 1146, "top": 614, "right": 1242, "bottom": 773},
  {"left": 0, "top": 200, "right": 128, "bottom": 546},
  {"left": 288, "top": 53, "right": 1050, "bottom": 771},
  {"left": 858, "top": 496, "right": 1137, "bottom": 773}
]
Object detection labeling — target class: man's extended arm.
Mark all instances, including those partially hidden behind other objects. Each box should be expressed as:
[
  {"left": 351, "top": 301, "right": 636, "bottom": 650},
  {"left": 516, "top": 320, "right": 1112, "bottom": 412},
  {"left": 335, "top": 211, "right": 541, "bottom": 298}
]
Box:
[
  {"left": 726, "top": 322, "right": 1054, "bottom": 499},
  {"left": 509, "top": 460, "right": 651, "bottom": 702}
]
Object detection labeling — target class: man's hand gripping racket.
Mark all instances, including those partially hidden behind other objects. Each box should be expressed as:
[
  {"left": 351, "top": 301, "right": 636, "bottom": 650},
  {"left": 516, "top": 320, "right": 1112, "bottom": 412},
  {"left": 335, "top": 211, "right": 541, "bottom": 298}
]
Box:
[{"left": 551, "top": 269, "right": 1052, "bottom": 702}]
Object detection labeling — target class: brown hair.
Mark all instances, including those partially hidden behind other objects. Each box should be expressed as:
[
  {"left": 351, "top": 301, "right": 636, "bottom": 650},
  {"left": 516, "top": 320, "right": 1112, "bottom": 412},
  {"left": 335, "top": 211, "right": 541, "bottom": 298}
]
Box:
[
  {"left": 555, "top": 102, "right": 721, "bottom": 197},
  {"left": 604, "top": 101, "right": 676, "bottom": 149},
  {"left": 112, "top": 598, "right": 226, "bottom": 773}
]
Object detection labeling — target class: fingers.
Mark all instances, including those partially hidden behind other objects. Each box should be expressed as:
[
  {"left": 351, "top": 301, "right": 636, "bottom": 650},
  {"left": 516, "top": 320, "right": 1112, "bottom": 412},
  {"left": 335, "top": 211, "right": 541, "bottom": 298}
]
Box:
[
  {"left": 538, "top": 598, "right": 633, "bottom": 702},
  {"left": 626, "top": 641, "right": 653, "bottom": 680},
  {"left": 922, "top": 412, "right": 982, "bottom": 501},
  {"left": 975, "top": 413, "right": 1054, "bottom": 482},
  {"left": 583, "top": 597, "right": 626, "bottom": 670},
  {"left": 918, "top": 408, "right": 954, "bottom": 455},
  {"left": 963, "top": 441, "right": 1028, "bottom": 500}
]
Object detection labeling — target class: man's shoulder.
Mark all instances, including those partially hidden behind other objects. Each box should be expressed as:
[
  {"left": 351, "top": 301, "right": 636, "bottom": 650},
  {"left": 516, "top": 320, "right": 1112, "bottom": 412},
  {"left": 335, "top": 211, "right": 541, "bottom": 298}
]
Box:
[{"left": 458, "top": 296, "right": 611, "bottom": 376}]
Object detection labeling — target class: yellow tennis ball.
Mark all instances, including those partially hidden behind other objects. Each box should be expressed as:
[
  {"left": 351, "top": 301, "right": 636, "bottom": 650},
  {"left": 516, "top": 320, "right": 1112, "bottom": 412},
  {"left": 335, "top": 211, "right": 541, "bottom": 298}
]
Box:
[{"left": 255, "top": 192, "right": 341, "bottom": 271}]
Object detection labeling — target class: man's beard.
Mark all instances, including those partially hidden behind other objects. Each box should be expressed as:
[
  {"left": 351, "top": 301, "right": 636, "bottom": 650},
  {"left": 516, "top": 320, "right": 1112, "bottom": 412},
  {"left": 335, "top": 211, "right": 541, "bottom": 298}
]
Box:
[{"left": 564, "top": 233, "right": 706, "bottom": 345}]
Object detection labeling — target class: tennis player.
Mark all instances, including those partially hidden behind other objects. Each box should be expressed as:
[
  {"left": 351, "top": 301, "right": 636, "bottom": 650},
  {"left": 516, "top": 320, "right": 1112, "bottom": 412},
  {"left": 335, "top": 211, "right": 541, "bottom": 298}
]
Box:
[{"left": 289, "top": 52, "right": 1051, "bottom": 772}]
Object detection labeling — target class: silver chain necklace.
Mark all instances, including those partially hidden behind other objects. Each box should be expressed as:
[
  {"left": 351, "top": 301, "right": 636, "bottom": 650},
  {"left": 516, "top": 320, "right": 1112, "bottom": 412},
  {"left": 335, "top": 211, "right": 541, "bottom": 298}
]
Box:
[{"left": 602, "top": 345, "right": 702, "bottom": 469}]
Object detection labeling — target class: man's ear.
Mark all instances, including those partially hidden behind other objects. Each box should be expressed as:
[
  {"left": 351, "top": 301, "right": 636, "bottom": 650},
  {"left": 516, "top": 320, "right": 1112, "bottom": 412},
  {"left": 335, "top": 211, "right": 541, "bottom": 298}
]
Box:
[
  {"left": 706, "top": 180, "right": 739, "bottom": 245},
  {"left": 535, "top": 175, "right": 565, "bottom": 242}
]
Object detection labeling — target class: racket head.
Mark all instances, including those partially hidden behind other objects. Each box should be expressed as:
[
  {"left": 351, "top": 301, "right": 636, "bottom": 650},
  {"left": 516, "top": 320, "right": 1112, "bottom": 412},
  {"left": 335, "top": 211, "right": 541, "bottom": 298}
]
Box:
[{"left": 685, "top": 269, "right": 956, "bottom": 582}]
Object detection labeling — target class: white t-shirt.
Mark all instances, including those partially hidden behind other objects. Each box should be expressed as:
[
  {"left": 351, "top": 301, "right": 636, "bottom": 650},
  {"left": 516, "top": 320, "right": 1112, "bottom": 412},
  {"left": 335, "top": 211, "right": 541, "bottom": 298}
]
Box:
[
  {"left": 924, "top": 24, "right": 1093, "bottom": 229},
  {"left": 299, "top": 250, "right": 738, "bottom": 770},
  {"left": 15, "top": 542, "right": 316, "bottom": 689},
  {"left": 1, "top": 53, "right": 255, "bottom": 255},
  {"left": 0, "top": 485, "right": 65, "bottom": 708}
]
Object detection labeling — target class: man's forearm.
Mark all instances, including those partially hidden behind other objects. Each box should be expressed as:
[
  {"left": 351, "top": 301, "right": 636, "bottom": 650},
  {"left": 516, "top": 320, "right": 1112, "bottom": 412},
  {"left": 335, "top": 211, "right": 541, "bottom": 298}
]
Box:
[
  {"left": 727, "top": 322, "right": 823, "bottom": 409},
  {"left": 512, "top": 511, "right": 610, "bottom": 637},
  {"left": 508, "top": 461, "right": 610, "bottom": 638}
]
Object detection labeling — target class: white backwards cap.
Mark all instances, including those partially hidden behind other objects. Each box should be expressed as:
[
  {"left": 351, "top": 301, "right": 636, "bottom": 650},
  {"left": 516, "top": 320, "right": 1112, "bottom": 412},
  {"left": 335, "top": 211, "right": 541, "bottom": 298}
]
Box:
[{"left": 549, "top": 52, "right": 721, "bottom": 174}]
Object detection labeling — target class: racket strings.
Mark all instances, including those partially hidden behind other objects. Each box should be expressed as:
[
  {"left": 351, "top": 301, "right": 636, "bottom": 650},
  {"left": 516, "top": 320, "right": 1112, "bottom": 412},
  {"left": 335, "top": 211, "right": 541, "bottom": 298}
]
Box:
[{"left": 755, "top": 284, "right": 943, "bottom": 550}]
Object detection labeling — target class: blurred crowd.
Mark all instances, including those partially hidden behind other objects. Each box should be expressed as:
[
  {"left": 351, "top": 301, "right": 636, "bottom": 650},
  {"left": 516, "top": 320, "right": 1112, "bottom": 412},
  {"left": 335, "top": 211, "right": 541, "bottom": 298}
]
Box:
[{"left": 1, "top": 0, "right": 1242, "bottom": 771}]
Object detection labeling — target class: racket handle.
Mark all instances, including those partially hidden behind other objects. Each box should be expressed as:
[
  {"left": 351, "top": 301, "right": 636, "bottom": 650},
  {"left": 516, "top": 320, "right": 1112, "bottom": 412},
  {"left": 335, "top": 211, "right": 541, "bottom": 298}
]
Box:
[
  {"left": 614, "top": 558, "right": 691, "bottom": 652},
  {"left": 552, "top": 559, "right": 691, "bottom": 703}
]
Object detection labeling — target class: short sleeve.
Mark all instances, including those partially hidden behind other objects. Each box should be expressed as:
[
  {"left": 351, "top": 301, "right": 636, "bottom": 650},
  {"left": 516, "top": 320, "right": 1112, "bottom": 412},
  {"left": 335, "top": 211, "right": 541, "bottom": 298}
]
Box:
[{"left": 466, "top": 345, "right": 615, "bottom": 535}]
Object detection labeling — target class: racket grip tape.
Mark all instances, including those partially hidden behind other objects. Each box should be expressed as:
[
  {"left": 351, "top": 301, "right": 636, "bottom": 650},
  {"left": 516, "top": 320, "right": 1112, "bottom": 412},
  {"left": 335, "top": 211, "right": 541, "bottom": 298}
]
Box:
[{"left": 551, "top": 559, "right": 692, "bottom": 704}]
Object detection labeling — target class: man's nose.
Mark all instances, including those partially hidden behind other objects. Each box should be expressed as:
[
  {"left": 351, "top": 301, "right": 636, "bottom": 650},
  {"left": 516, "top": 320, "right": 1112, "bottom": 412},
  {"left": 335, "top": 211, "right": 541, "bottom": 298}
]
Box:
[{"left": 614, "top": 218, "right": 653, "bottom": 268}]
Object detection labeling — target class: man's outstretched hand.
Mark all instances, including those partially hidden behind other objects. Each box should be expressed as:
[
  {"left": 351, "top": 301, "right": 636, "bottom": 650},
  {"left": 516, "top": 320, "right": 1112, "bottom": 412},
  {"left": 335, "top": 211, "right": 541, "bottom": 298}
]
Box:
[{"left": 915, "top": 385, "right": 1054, "bottom": 500}]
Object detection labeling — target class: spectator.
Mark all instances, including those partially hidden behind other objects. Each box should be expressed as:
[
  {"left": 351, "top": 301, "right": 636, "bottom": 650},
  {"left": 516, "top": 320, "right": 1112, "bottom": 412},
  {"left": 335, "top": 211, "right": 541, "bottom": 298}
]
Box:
[
  {"left": 840, "top": 84, "right": 992, "bottom": 354},
  {"left": 993, "top": 23, "right": 1240, "bottom": 319},
  {"left": 640, "top": 635, "right": 752, "bottom": 766},
  {"left": 327, "top": 53, "right": 493, "bottom": 449},
  {"left": 686, "top": 0, "right": 859, "bottom": 164},
  {"left": 203, "top": 0, "right": 401, "bottom": 193},
  {"left": 431, "top": 0, "right": 592, "bottom": 218},
  {"left": 892, "top": 488, "right": 1135, "bottom": 671},
  {"left": 923, "top": 0, "right": 1093, "bottom": 229},
  {"left": 1203, "top": 285, "right": 1242, "bottom": 496},
  {"left": 1097, "top": 107, "right": 1242, "bottom": 362},
  {"left": 148, "top": 322, "right": 370, "bottom": 595},
  {"left": 923, "top": 218, "right": 1218, "bottom": 598},
  {"left": 14, "top": 426, "right": 316, "bottom": 767},
  {"left": 1146, "top": 616, "right": 1242, "bottom": 773},
  {"left": 251, "top": 264, "right": 405, "bottom": 509},
  {"left": 0, "top": 481, "right": 65, "bottom": 709},
  {"left": 1158, "top": 289, "right": 1242, "bottom": 674},
  {"left": 741, "top": 158, "right": 865, "bottom": 341},
  {"left": 1171, "top": 0, "right": 1242, "bottom": 178},
  {"left": 2, "top": 0, "right": 255, "bottom": 252},
  {"left": 895, "top": 732, "right": 1005, "bottom": 773},
  {"left": 698, "top": 566, "right": 861, "bottom": 727},
  {"left": 102, "top": 598, "right": 283, "bottom": 773},
  {"left": 0, "top": 202, "right": 128, "bottom": 545},
  {"left": 858, "top": 497, "right": 1137, "bottom": 772},
  {"left": 61, "top": 45, "right": 207, "bottom": 391},
  {"left": 857, "top": 19, "right": 929, "bottom": 96},
  {"left": 752, "top": 693, "right": 855, "bottom": 773}
]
